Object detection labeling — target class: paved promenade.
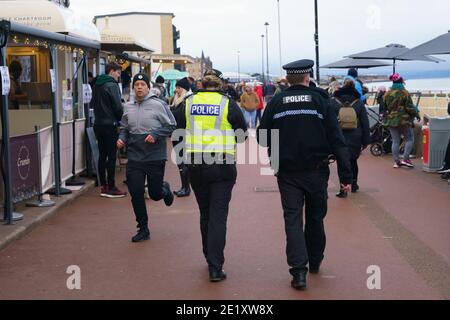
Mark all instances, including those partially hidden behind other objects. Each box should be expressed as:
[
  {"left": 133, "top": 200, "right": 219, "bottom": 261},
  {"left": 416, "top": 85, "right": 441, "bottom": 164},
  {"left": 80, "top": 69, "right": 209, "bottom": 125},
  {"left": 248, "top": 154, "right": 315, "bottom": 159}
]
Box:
[{"left": 0, "top": 133, "right": 449, "bottom": 299}]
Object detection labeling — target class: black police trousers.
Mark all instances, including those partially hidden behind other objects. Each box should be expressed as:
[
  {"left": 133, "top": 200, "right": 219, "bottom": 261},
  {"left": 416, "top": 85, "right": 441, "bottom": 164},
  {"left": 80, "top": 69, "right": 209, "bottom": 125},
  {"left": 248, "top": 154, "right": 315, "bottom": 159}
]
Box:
[
  {"left": 188, "top": 163, "right": 237, "bottom": 273},
  {"left": 126, "top": 160, "right": 166, "bottom": 229},
  {"left": 276, "top": 168, "right": 329, "bottom": 276}
]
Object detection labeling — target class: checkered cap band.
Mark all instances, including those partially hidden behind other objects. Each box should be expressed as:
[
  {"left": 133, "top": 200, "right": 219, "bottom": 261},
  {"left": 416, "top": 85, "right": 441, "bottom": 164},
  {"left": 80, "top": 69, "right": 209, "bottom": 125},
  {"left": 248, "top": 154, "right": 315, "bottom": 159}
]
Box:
[{"left": 286, "top": 68, "right": 312, "bottom": 75}]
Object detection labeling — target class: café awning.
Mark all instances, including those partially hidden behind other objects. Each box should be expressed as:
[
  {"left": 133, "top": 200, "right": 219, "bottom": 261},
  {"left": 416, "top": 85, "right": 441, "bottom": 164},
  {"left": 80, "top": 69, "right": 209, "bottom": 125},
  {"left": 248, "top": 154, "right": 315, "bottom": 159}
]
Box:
[
  {"left": 346, "top": 43, "right": 443, "bottom": 73},
  {"left": 116, "top": 53, "right": 152, "bottom": 65},
  {"left": 401, "top": 31, "right": 450, "bottom": 57},
  {"left": 99, "top": 17, "right": 154, "bottom": 53},
  {"left": 1, "top": 19, "right": 100, "bottom": 49},
  {"left": 0, "top": 0, "right": 101, "bottom": 42},
  {"left": 152, "top": 54, "right": 195, "bottom": 64},
  {"left": 100, "top": 32, "right": 154, "bottom": 53},
  {"left": 321, "top": 58, "right": 391, "bottom": 69}
]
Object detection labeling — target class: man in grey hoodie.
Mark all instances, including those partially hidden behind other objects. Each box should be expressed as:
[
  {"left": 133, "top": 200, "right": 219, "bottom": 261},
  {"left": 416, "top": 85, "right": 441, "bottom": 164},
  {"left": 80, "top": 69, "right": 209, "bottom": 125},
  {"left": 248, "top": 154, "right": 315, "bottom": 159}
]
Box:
[{"left": 117, "top": 73, "right": 177, "bottom": 242}]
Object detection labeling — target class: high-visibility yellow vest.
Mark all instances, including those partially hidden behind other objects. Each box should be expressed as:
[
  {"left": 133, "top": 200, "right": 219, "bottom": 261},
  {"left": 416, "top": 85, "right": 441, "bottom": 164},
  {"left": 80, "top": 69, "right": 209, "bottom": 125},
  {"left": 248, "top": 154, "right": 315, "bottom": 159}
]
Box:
[{"left": 185, "top": 92, "right": 236, "bottom": 155}]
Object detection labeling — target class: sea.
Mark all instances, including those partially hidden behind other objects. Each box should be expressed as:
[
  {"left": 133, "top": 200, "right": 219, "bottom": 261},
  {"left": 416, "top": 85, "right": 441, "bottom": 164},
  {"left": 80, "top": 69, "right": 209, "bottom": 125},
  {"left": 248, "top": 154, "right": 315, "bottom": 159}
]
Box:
[{"left": 366, "top": 77, "right": 450, "bottom": 93}]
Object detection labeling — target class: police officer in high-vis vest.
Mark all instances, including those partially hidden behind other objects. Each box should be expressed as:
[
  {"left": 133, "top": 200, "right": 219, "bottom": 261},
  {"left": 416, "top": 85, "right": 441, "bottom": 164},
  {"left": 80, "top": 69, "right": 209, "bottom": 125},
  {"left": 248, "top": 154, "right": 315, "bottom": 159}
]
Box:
[
  {"left": 173, "top": 69, "right": 247, "bottom": 282},
  {"left": 257, "top": 59, "right": 352, "bottom": 290}
]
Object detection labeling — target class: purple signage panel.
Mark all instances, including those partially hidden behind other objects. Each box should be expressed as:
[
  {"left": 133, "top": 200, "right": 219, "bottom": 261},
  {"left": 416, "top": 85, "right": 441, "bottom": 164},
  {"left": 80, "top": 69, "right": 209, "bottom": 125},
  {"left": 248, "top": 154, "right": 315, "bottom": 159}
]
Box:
[{"left": 10, "top": 133, "right": 40, "bottom": 203}]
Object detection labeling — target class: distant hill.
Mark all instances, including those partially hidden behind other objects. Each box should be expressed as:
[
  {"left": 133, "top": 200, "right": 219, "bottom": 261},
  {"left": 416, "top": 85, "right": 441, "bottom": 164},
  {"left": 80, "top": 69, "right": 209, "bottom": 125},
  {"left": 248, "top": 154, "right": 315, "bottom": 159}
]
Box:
[{"left": 400, "top": 70, "right": 450, "bottom": 80}]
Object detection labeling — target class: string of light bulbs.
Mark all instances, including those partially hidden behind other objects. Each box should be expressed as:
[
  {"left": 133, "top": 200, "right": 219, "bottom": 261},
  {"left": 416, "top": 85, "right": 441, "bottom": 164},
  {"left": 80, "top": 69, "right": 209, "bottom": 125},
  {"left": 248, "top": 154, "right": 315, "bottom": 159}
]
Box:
[{"left": 8, "top": 34, "right": 85, "bottom": 54}]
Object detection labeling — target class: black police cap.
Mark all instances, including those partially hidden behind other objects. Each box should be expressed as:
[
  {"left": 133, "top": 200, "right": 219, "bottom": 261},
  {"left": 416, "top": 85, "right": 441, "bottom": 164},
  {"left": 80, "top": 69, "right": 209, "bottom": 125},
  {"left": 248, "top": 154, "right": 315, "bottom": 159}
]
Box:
[{"left": 283, "top": 59, "right": 314, "bottom": 75}]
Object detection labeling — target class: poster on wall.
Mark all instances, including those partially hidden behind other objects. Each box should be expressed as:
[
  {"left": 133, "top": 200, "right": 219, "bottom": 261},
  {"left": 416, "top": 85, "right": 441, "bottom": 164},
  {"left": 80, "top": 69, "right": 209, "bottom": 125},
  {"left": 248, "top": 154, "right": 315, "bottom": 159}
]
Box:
[
  {"left": 19, "top": 56, "right": 31, "bottom": 82},
  {"left": 63, "top": 97, "right": 73, "bottom": 111},
  {"left": 49, "top": 69, "right": 56, "bottom": 93},
  {"left": 9, "top": 56, "right": 37, "bottom": 83},
  {"left": 0, "top": 66, "right": 10, "bottom": 95},
  {"left": 82, "top": 84, "right": 92, "bottom": 104}
]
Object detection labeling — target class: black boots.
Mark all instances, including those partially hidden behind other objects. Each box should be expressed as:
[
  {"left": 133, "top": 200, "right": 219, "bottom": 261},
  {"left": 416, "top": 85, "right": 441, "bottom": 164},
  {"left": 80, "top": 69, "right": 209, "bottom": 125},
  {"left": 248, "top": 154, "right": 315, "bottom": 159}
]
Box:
[
  {"left": 174, "top": 167, "right": 191, "bottom": 197},
  {"left": 337, "top": 181, "right": 359, "bottom": 198},
  {"left": 291, "top": 272, "right": 307, "bottom": 290},
  {"left": 132, "top": 226, "right": 150, "bottom": 242},
  {"left": 309, "top": 261, "right": 322, "bottom": 274},
  {"left": 162, "top": 182, "right": 174, "bottom": 206},
  {"left": 336, "top": 189, "right": 348, "bottom": 198},
  {"left": 209, "top": 269, "right": 227, "bottom": 282}
]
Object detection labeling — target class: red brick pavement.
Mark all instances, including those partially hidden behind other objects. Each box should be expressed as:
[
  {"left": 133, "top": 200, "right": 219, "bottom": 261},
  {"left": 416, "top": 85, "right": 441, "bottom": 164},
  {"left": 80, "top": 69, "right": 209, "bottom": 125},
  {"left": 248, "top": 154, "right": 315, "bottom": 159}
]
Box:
[{"left": 0, "top": 135, "right": 448, "bottom": 299}]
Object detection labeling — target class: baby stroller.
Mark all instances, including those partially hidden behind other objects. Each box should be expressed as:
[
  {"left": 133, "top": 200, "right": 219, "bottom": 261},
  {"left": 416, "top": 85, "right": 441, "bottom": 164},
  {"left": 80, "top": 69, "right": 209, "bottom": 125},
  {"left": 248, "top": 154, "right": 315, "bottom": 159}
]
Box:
[
  {"left": 368, "top": 107, "right": 406, "bottom": 157},
  {"left": 367, "top": 107, "right": 392, "bottom": 156}
]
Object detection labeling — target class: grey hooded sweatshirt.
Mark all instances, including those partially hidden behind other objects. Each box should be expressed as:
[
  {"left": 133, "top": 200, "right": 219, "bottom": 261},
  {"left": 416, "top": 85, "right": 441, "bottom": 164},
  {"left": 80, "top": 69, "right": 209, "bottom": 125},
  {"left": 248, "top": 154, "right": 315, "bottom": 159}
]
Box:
[{"left": 119, "top": 93, "right": 176, "bottom": 162}]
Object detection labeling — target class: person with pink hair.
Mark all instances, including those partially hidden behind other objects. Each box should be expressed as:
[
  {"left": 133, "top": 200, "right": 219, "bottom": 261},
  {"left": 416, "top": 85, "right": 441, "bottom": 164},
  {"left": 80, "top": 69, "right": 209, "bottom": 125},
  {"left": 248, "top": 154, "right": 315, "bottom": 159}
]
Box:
[{"left": 383, "top": 73, "right": 418, "bottom": 168}]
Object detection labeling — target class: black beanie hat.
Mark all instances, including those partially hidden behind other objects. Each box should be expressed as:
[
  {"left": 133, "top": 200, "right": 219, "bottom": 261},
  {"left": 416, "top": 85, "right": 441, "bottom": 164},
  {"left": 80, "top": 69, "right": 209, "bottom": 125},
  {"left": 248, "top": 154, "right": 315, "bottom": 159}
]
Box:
[
  {"left": 155, "top": 75, "right": 165, "bottom": 83},
  {"left": 176, "top": 77, "right": 190, "bottom": 92},
  {"left": 132, "top": 73, "right": 150, "bottom": 88}
]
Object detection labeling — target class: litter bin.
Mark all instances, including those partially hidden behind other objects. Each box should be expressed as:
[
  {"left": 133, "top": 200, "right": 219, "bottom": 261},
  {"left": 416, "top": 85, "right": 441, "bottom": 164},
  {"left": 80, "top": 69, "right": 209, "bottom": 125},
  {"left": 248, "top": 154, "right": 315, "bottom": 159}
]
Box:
[{"left": 422, "top": 114, "right": 450, "bottom": 172}]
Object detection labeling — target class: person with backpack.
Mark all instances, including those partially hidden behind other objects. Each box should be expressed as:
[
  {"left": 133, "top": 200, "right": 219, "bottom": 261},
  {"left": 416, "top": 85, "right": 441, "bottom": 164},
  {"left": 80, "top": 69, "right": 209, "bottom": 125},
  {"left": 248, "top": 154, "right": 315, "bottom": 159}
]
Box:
[{"left": 331, "top": 80, "right": 370, "bottom": 198}]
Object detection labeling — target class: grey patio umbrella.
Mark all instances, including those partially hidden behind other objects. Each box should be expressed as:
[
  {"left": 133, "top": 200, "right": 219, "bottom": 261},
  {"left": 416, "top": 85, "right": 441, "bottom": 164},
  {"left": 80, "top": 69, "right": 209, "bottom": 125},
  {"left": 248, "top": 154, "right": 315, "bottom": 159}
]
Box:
[
  {"left": 347, "top": 43, "right": 443, "bottom": 73},
  {"left": 321, "top": 58, "right": 391, "bottom": 69},
  {"left": 400, "top": 31, "right": 450, "bottom": 57}
]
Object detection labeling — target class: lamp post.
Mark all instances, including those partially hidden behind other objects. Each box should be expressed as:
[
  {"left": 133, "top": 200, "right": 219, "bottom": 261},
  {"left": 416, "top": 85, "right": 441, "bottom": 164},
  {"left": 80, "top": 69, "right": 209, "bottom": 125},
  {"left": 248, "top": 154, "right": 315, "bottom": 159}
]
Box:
[
  {"left": 237, "top": 50, "right": 240, "bottom": 83},
  {"left": 277, "top": 0, "right": 282, "bottom": 77},
  {"left": 314, "top": 0, "right": 320, "bottom": 83},
  {"left": 261, "top": 34, "right": 265, "bottom": 83},
  {"left": 264, "top": 22, "right": 269, "bottom": 83}
]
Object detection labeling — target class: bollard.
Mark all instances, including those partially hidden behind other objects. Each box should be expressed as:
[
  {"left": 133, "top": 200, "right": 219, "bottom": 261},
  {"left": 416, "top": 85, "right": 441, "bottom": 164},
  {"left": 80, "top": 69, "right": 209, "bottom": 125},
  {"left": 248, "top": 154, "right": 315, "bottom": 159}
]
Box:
[
  {"left": 422, "top": 125, "right": 429, "bottom": 168},
  {"left": 434, "top": 93, "right": 438, "bottom": 116}
]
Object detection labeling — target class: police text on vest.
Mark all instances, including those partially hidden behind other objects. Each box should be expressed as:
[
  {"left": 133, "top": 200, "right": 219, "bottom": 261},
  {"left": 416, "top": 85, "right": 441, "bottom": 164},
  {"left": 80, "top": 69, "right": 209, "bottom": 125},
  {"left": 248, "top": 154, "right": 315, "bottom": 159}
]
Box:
[
  {"left": 283, "top": 95, "right": 312, "bottom": 104},
  {"left": 190, "top": 104, "right": 221, "bottom": 116}
]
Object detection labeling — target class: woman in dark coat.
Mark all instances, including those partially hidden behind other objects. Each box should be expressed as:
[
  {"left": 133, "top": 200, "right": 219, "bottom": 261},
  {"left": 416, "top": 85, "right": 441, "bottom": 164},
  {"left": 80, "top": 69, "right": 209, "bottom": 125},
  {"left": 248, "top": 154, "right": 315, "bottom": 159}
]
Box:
[{"left": 331, "top": 80, "right": 370, "bottom": 197}]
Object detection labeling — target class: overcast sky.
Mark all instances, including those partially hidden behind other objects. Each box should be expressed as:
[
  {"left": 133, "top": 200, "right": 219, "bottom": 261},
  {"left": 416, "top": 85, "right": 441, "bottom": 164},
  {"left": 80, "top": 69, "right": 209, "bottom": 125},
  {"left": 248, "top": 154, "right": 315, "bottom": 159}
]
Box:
[{"left": 71, "top": 0, "right": 450, "bottom": 76}]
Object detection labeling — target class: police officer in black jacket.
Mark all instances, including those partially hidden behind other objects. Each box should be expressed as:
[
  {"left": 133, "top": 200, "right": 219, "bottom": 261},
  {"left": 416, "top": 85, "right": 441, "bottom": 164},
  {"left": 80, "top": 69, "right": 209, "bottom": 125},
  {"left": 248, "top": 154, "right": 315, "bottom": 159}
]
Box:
[{"left": 257, "top": 59, "right": 352, "bottom": 290}]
